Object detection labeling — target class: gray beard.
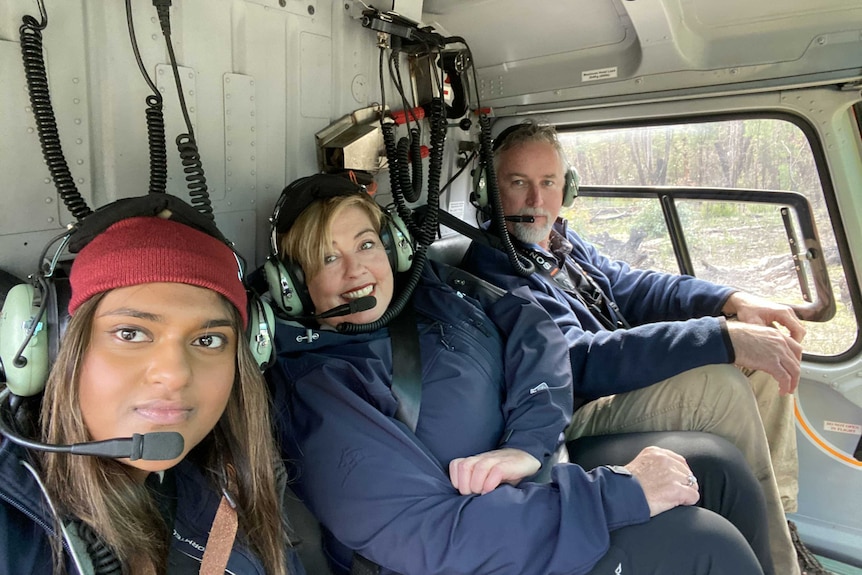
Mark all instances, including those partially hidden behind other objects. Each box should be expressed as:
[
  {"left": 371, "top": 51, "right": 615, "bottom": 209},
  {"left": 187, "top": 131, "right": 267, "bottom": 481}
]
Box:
[{"left": 510, "top": 216, "right": 554, "bottom": 245}]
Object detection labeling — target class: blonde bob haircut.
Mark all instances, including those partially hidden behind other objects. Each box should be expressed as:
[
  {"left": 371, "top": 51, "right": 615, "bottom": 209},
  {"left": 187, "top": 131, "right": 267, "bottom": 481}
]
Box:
[{"left": 278, "top": 192, "right": 385, "bottom": 280}]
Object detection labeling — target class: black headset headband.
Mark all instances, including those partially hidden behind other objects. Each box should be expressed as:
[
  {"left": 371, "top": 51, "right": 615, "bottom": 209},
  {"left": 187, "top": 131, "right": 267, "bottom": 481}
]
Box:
[
  {"left": 272, "top": 174, "right": 367, "bottom": 237},
  {"left": 491, "top": 123, "right": 531, "bottom": 153},
  {"left": 492, "top": 121, "right": 569, "bottom": 155},
  {"left": 68, "top": 194, "right": 226, "bottom": 254}
]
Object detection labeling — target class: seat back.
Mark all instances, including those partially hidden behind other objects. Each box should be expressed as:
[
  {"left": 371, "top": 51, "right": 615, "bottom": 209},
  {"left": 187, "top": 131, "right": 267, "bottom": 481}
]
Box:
[
  {"left": 427, "top": 233, "right": 473, "bottom": 267},
  {"left": 283, "top": 484, "right": 337, "bottom": 574}
]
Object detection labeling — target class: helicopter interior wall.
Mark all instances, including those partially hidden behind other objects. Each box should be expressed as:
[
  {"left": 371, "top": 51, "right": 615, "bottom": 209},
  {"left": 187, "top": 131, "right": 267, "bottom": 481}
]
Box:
[
  {"left": 3, "top": 0, "right": 862, "bottom": 276},
  {"left": 424, "top": 0, "right": 862, "bottom": 110},
  {"left": 0, "top": 0, "right": 399, "bottom": 279}
]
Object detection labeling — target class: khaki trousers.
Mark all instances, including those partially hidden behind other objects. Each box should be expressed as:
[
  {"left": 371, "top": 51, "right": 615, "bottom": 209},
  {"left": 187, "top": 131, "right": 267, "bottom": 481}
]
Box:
[{"left": 566, "top": 365, "right": 799, "bottom": 575}]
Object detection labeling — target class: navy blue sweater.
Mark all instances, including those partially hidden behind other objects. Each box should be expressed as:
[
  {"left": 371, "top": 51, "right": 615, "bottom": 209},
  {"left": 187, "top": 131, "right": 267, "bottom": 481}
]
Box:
[{"left": 462, "top": 222, "right": 736, "bottom": 403}]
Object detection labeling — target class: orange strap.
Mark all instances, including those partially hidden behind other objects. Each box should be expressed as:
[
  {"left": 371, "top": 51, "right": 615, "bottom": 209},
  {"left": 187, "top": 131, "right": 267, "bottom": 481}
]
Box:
[{"left": 199, "top": 492, "right": 238, "bottom": 574}]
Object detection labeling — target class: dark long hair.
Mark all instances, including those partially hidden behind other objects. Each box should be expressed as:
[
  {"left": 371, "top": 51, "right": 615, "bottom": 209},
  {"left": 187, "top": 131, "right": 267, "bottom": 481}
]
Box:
[{"left": 38, "top": 294, "right": 290, "bottom": 574}]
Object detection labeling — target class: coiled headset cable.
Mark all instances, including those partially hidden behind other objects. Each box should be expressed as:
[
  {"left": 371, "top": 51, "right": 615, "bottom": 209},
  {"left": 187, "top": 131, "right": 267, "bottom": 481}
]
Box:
[
  {"left": 152, "top": 0, "right": 213, "bottom": 219},
  {"left": 476, "top": 114, "right": 533, "bottom": 277},
  {"left": 456, "top": 35, "right": 533, "bottom": 278},
  {"left": 126, "top": 0, "right": 168, "bottom": 195},
  {"left": 19, "top": 0, "right": 91, "bottom": 222},
  {"left": 76, "top": 522, "right": 123, "bottom": 575}
]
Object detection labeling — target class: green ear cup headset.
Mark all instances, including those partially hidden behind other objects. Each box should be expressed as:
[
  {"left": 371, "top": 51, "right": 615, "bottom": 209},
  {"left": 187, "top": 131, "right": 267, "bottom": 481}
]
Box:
[
  {"left": 472, "top": 122, "right": 579, "bottom": 210},
  {"left": 0, "top": 195, "right": 277, "bottom": 399},
  {"left": 264, "top": 174, "right": 415, "bottom": 318}
]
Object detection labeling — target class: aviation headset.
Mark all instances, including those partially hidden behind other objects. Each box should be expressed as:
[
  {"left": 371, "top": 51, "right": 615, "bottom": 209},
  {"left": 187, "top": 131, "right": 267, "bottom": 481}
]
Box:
[
  {"left": 263, "top": 173, "right": 415, "bottom": 318},
  {"left": 0, "top": 194, "right": 276, "bottom": 399},
  {"left": 473, "top": 122, "right": 580, "bottom": 209}
]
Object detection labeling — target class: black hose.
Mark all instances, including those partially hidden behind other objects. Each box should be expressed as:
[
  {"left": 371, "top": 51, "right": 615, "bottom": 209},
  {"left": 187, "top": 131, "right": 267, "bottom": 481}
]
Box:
[
  {"left": 176, "top": 134, "right": 213, "bottom": 218},
  {"left": 126, "top": 0, "right": 167, "bottom": 194},
  {"left": 396, "top": 129, "right": 423, "bottom": 203},
  {"left": 156, "top": 5, "right": 213, "bottom": 219},
  {"left": 144, "top": 96, "right": 168, "bottom": 194},
  {"left": 478, "top": 115, "right": 533, "bottom": 276},
  {"left": 418, "top": 98, "right": 446, "bottom": 247},
  {"left": 396, "top": 135, "right": 412, "bottom": 196},
  {"left": 77, "top": 521, "right": 123, "bottom": 575},
  {"left": 19, "top": 1, "right": 92, "bottom": 222},
  {"left": 409, "top": 133, "right": 423, "bottom": 201},
  {"left": 383, "top": 122, "right": 421, "bottom": 238}
]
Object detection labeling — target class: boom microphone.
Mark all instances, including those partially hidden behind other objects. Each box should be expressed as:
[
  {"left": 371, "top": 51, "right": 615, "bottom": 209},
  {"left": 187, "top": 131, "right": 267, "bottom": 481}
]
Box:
[
  {"left": 0, "top": 389, "right": 185, "bottom": 461},
  {"left": 68, "top": 432, "right": 185, "bottom": 461},
  {"left": 299, "top": 295, "right": 377, "bottom": 321},
  {"left": 504, "top": 215, "right": 536, "bottom": 223}
]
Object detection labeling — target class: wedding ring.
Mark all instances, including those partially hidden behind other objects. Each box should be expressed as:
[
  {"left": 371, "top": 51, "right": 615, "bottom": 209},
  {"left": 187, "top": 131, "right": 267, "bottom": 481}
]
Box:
[{"left": 686, "top": 474, "right": 697, "bottom": 487}]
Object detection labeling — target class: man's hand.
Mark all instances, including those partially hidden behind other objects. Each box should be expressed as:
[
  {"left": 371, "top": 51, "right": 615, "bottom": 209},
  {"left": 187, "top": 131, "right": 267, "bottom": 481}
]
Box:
[
  {"left": 726, "top": 321, "right": 803, "bottom": 394},
  {"left": 722, "top": 291, "right": 806, "bottom": 343},
  {"left": 449, "top": 448, "right": 541, "bottom": 495},
  {"left": 624, "top": 446, "right": 700, "bottom": 517}
]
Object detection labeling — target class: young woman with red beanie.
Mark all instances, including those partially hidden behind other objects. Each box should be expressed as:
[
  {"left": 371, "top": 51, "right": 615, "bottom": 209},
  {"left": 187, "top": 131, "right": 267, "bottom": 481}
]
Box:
[{"left": 0, "top": 204, "right": 305, "bottom": 575}]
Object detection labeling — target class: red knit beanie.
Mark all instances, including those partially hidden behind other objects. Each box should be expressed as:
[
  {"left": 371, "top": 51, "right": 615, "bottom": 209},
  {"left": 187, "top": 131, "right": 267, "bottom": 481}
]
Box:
[{"left": 68, "top": 216, "right": 248, "bottom": 327}]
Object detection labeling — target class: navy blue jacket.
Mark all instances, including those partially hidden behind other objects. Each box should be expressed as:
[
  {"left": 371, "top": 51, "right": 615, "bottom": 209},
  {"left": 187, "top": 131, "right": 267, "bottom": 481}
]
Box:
[
  {"left": 461, "top": 221, "right": 737, "bottom": 403},
  {"left": 0, "top": 436, "right": 305, "bottom": 575},
  {"left": 269, "top": 261, "right": 650, "bottom": 575}
]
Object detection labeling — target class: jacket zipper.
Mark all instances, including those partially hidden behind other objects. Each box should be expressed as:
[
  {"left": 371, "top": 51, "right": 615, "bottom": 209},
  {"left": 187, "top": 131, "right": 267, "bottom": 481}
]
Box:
[{"left": 0, "top": 459, "right": 86, "bottom": 574}]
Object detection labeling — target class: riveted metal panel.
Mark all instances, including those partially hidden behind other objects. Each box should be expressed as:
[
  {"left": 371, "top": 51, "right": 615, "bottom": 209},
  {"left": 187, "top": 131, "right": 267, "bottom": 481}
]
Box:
[
  {"left": 300, "top": 32, "right": 331, "bottom": 119},
  {"left": 223, "top": 73, "right": 258, "bottom": 202},
  {"left": 244, "top": 0, "right": 318, "bottom": 19},
  {"left": 0, "top": 31, "right": 92, "bottom": 236},
  {"left": 155, "top": 63, "right": 202, "bottom": 198}
]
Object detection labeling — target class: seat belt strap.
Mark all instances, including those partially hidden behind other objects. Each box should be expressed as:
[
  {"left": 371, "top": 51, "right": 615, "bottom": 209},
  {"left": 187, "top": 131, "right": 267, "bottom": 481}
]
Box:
[
  {"left": 387, "top": 301, "right": 422, "bottom": 433},
  {"left": 348, "top": 305, "right": 422, "bottom": 575},
  {"left": 351, "top": 553, "right": 382, "bottom": 575}
]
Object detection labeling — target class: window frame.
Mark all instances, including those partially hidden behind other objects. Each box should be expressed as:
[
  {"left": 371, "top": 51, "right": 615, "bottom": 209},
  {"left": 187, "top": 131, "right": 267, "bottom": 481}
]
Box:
[{"left": 557, "top": 110, "right": 862, "bottom": 363}]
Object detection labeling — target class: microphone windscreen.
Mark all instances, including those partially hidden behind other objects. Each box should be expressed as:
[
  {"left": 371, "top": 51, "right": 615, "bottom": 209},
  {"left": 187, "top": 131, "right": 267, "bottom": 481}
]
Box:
[
  {"left": 350, "top": 296, "right": 377, "bottom": 313},
  {"left": 138, "top": 431, "right": 185, "bottom": 461}
]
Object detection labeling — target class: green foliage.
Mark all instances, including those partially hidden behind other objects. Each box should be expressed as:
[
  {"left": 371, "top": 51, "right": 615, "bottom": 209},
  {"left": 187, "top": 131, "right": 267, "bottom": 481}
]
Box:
[
  {"left": 633, "top": 201, "right": 670, "bottom": 239},
  {"left": 702, "top": 202, "right": 740, "bottom": 218}
]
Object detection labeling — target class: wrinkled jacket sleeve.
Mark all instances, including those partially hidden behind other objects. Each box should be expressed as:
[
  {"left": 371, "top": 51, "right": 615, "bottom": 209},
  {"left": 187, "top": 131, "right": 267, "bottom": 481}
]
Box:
[
  {"left": 575, "top": 235, "right": 735, "bottom": 326},
  {"left": 463, "top": 242, "right": 735, "bottom": 399},
  {"left": 482, "top": 287, "right": 573, "bottom": 465},
  {"left": 271, "top": 364, "right": 650, "bottom": 575}
]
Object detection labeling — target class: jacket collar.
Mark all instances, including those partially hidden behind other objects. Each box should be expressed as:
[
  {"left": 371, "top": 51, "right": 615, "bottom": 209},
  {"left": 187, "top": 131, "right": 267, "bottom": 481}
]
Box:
[
  {"left": 0, "top": 437, "right": 52, "bottom": 526},
  {"left": 0, "top": 438, "right": 96, "bottom": 574}
]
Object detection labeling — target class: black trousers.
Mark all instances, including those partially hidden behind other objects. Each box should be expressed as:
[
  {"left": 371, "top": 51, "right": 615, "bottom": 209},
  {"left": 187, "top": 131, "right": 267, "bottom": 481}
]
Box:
[{"left": 568, "top": 431, "right": 772, "bottom": 575}]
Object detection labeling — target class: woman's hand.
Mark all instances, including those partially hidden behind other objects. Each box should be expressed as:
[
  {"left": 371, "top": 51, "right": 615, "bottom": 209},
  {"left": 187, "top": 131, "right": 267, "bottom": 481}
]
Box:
[
  {"left": 625, "top": 446, "right": 700, "bottom": 517},
  {"left": 449, "top": 448, "right": 541, "bottom": 495}
]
